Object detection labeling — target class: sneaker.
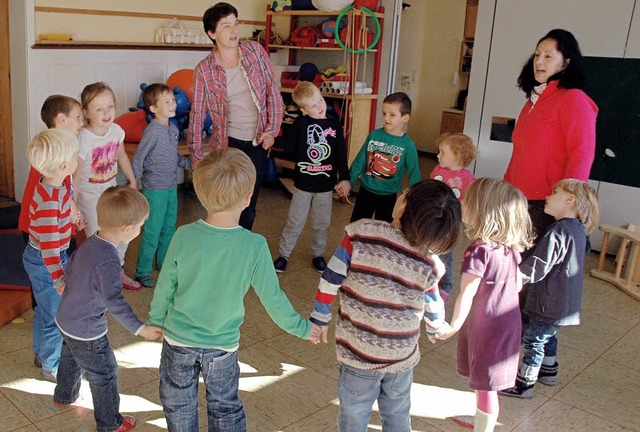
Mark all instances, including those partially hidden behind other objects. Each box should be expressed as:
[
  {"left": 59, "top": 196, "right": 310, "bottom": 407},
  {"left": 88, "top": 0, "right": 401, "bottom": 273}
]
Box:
[
  {"left": 136, "top": 275, "right": 156, "bottom": 288},
  {"left": 121, "top": 270, "right": 142, "bottom": 291},
  {"left": 274, "top": 257, "right": 288, "bottom": 273},
  {"left": 538, "top": 362, "right": 558, "bottom": 386},
  {"left": 452, "top": 415, "right": 474, "bottom": 429},
  {"left": 114, "top": 415, "right": 137, "bottom": 432},
  {"left": 34, "top": 355, "right": 42, "bottom": 368},
  {"left": 41, "top": 369, "right": 57, "bottom": 382},
  {"left": 499, "top": 380, "right": 534, "bottom": 399},
  {"left": 312, "top": 256, "right": 327, "bottom": 273}
]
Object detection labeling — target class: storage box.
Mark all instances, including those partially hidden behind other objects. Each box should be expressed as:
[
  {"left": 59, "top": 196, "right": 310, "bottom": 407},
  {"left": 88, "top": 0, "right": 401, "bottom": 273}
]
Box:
[
  {"left": 155, "top": 19, "right": 211, "bottom": 44},
  {"left": 281, "top": 71, "right": 300, "bottom": 89}
]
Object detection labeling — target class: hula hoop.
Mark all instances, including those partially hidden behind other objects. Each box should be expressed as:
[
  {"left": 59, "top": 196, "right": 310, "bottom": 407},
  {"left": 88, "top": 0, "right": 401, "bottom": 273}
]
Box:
[{"left": 335, "top": 5, "right": 381, "bottom": 54}]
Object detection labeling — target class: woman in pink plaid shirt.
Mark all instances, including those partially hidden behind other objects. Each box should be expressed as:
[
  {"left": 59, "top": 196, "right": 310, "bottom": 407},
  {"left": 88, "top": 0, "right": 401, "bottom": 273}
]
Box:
[{"left": 188, "top": 2, "right": 283, "bottom": 230}]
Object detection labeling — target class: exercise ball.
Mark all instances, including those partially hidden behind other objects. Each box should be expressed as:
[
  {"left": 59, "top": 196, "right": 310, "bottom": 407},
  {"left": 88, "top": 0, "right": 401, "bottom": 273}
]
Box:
[
  {"left": 312, "top": 0, "right": 353, "bottom": 11},
  {"left": 299, "top": 63, "right": 318, "bottom": 82},
  {"left": 166, "top": 69, "right": 195, "bottom": 103},
  {"left": 321, "top": 18, "right": 345, "bottom": 39}
]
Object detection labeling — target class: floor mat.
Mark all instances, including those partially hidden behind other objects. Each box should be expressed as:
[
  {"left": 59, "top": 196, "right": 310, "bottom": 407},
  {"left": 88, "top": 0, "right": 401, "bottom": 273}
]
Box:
[{"left": 0, "top": 231, "right": 30, "bottom": 290}]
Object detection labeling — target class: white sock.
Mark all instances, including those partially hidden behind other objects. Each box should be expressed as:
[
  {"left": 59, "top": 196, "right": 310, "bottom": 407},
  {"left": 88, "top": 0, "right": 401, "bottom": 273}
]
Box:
[{"left": 474, "top": 408, "right": 498, "bottom": 432}]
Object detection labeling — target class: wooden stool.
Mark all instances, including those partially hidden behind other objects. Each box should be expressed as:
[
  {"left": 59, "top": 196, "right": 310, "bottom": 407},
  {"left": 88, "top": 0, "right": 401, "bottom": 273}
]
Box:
[{"left": 591, "top": 224, "right": 640, "bottom": 300}]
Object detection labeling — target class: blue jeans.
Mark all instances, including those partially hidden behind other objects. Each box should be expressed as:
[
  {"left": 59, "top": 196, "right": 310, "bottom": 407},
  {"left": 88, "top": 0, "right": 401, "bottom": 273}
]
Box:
[
  {"left": 23, "top": 244, "right": 67, "bottom": 373},
  {"left": 159, "top": 341, "right": 246, "bottom": 432},
  {"left": 439, "top": 251, "right": 454, "bottom": 299},
  {"left": 54, "top": 334, "right": 125, "bottom": 432},
  {"left": 228, "top": 137, "right": 268, "bottom": 231},
  {"left": 338, "top": 364, "right": 413, "bottom": 432},
  {"left": 522, "top": 316, "right": 561, "bottom": 371}
]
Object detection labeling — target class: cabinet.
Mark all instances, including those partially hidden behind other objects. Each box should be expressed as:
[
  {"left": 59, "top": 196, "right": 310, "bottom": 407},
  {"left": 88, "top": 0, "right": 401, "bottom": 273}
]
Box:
[
  {"left": 459, "top": 1, "right": 478, "bottom": 73},
  {"left": 440, "top": 109, "right": 465, "bottom": 135},
  {"left": 464, "top": 2, "right": 478, "bottom": 39},
  {"left": 264, "top": 6, "right": 384, "bottom": 163}
]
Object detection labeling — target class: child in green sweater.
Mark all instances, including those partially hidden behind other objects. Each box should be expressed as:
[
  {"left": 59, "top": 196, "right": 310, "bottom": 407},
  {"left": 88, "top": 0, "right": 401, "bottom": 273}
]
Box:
[{"left": 148, "top": 148, "right": 320, "bottom": 431}]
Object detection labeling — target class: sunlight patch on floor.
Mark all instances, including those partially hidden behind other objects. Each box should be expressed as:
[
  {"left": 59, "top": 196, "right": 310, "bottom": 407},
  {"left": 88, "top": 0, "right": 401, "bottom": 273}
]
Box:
[{"left": 239, "top": 362, "right": 304, "bottom": 392}]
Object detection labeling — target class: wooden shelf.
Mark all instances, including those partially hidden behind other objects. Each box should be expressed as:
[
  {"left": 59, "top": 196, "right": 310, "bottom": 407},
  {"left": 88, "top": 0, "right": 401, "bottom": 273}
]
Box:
[
  {"left": 279, "top": 87, "right": 378, "bottom": 100},
  {"left": 267, "top": 10, "right": 384, "bottom": 18},
  {"left": 269, "top": 43, "right": 377, "bottom": 52},
  {"left": 32, "top": 40, "right": 213, "bottom": 51}
]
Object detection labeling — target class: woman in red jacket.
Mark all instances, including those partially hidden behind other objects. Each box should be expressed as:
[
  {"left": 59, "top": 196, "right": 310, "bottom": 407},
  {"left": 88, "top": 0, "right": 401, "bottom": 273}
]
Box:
[{"left": 504, "top": 29, "right": 598, "bottom": 250}]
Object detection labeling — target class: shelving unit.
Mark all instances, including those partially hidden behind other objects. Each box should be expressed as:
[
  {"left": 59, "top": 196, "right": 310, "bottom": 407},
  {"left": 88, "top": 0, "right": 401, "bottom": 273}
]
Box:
[{"left": 264, "top": 6, "right": 385, "bottom": 163}]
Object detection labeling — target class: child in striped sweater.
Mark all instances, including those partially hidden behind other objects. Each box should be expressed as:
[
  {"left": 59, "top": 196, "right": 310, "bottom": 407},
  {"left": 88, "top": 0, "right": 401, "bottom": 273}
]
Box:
[
  {"left": 23, "top": 129, "right": 79, "bottom": 381},
  {"left": 311, "top": 179, "right": 462, "bottom": 431}
]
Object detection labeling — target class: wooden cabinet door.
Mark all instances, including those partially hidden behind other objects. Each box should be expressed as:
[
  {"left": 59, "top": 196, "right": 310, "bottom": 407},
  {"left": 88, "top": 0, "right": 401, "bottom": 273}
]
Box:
[
  {"left": 464, "top": 4, "right": 478, "bottom": 39},
  {"left": 440, "top": 111, "right": 464, "bottom": 135}
]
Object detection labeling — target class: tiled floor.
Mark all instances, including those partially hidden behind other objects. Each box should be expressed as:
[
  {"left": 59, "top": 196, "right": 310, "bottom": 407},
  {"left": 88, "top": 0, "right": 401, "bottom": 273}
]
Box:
[{"left": 1, "top": 156, "right": 639, "bottom": 431}]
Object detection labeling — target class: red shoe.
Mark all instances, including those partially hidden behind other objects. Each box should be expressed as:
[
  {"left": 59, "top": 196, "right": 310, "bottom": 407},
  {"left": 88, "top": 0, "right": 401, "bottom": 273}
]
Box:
[
  {"left": 453, "top": 415, "right": 474, "bottom": 429},
  {"left": 121, "top": 271, "right": 142, "bottom": 291},
  {"left": 114, "top": 415, "right": 136, "bottom": 431}
]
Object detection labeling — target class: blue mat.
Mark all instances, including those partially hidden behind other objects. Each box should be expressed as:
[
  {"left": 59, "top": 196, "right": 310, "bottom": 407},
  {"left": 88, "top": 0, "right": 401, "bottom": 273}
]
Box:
[{"left": 0, "top": 233, "right": 30, "bottom": 289}]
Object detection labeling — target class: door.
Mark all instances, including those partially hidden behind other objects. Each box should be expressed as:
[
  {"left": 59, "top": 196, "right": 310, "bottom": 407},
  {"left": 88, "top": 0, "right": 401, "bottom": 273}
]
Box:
[{"left": 0, "top": 0, "right": 14, "bottom": 198}]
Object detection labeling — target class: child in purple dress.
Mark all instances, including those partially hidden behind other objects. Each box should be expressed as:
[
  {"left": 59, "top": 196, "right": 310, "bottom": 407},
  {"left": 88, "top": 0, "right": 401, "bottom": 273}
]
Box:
[{"left": 432, "top": 178, "right": 533, "bottom": 432}]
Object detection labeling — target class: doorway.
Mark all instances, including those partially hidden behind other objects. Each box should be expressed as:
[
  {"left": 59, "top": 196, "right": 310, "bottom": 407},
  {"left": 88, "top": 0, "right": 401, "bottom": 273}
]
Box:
[{"left": 393, "top": 0, "right": 471, "bottom": 154}]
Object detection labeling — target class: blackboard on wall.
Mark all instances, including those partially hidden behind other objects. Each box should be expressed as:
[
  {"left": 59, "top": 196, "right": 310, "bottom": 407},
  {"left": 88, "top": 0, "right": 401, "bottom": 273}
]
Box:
[{"left": 583, "top": 57, "right": 640, "bottom": 188}]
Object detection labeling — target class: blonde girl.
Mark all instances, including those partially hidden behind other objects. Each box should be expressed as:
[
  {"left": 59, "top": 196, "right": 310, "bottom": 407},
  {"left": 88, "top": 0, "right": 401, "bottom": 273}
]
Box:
[
  {"left": 74, "top": 82, "right": 140, "bottom": 290},
  {"left": 501, "top": 179, "right": 599, "bottom": 399},
  {"left": 432, "top": 178, "right": 533, "bottom": 432}
]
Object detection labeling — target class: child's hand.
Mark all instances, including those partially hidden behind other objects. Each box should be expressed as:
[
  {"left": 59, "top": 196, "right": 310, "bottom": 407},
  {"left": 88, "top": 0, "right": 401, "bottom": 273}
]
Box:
[
  {"left": 433, "top": 322, "right": 456, "bottom": 341},
  {"left": 74, "top": 211, "right": 87, "bottom": 231},
  {"left": 140, "top": 325, "right": 163, "bottom": 341},
  {"left": 308, "top": 324, "right": 321, "bottom": 345},
  {"left": 313, "top": 323, "right": 329, "bottom": 344},
  {"left": 335, "top": 180, "right": 351, "bottom": 198},
  {"left": 56, "top": 283, "right": 66, "bottom": 295}
]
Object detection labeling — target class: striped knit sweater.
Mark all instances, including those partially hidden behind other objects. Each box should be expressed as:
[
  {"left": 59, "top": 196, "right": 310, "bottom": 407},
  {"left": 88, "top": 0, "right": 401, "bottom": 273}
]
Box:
[
  {"left": 28, "top": 179, "right": 72, "bottom": 290},
  {"left": 311, "top": 219, "right": 445, "bottom": 373}
]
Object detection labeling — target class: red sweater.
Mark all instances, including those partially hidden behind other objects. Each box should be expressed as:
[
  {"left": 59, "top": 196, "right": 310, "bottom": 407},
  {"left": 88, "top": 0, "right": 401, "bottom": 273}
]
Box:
[
  {"left": 504, "top": 80, "right": 598, "bottom": 200},
  {"left": 19, "top": 167, "right": 72, "bottom": 233},
  {"left": 28, "top": 179, "right": 73, "bottom": 290}
]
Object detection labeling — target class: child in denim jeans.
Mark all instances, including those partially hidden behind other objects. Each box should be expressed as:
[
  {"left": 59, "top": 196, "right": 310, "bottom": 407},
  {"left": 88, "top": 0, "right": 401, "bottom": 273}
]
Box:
[
  {"left": 148, "top": 148, "right": 319, "bottom": 431},
  {"left": 430, "top": 133, "right": 478, "bottom": 301},
  {"left": 501, "top": 179, "right": 599, "bottom": 399},
  {"left": 311, "top": 179, "right": 461, "bottom": 431},
  {"left": 54, "top": 186, "right": 162, "bottom": 432},
  {"left": 23, "top": 129, "right": 80, "bottom": 382}
]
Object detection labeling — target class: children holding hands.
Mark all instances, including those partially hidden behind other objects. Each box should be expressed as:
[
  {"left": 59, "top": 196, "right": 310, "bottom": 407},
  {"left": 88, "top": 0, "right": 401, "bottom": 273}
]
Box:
[
  {"left": 74, "top": 82, "right": 141, "bottom": 290},
  {"left": 54, "top": 186, "right": 162, "bottom": 432},
  {"left": 132, "top": 83, "right": 191, "bottom": 288},
  {"left": 273, "top": 81, "right": 350, "bottom": 274},
  {"left": 345, "top": 92, "right": 421, "bottom": 222},
  {"left": 430, "top": 133, "right": 478, "bottom": 300},
  {"left": 148, "top": 148, "right": 320, "bottom": 431},
  {"left": 311, "top": 179, "right": 461, "bottom": 431},
  {"left": 501, "top": 179, "right": 599, "bottom": 398},
  {"left": 19, "top": 95, "right": 86, "bottom": 242},
  {"left": 432, "top": 178, "right": 533, "bottom": 432},
  {"left": 23, "top": 128, "right": 80, "bottom": 382}
]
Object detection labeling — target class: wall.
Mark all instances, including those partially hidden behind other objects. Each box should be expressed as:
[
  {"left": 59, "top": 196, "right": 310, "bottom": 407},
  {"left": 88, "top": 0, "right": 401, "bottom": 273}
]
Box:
[
  {"left": 465, "top": 0, "right": 640, "bottom": 246},
  {"left": 34, "top": 0, "right": 266, "bottom": 42},
  {"left": 399, "top": 0, "right": 466, "bottom": 153}
]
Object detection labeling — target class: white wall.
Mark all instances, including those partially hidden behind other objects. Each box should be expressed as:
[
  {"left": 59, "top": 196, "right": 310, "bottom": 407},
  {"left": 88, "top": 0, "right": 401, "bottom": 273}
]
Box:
[{"left": 465, "top": 0, "right": 640, "bottom": 247}]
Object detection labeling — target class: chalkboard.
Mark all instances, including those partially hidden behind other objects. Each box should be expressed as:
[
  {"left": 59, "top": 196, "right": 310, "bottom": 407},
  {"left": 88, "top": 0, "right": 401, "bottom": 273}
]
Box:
[{"left": 583, "top": 57, "right": 640, "bottom": 188}]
